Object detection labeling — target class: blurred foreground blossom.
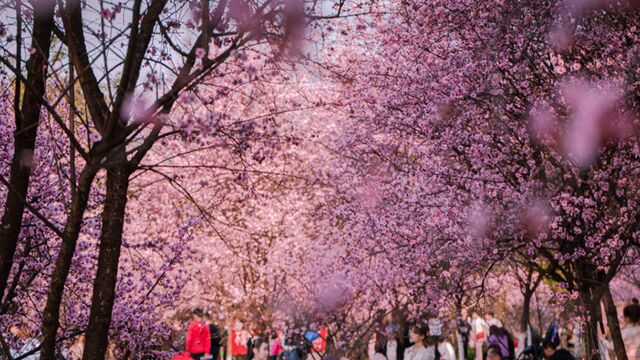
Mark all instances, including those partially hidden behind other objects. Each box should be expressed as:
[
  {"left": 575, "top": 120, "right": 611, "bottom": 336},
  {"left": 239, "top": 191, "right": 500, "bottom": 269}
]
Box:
[
  {"left": 468, "top": 205, "right": 492, "bottom": 240},
  {"left": 561, "top": 80, "right": 632, "bottom": 168},
  {"left": 522, "top": 201, "right": 551, "bottom": 238}
]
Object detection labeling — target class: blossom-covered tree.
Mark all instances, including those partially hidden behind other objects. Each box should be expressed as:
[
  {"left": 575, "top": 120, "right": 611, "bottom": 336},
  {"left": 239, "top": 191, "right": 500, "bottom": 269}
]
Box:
[
  {"left": 0, "top": 0, "right": 367, "bottom": 358},
  {"left": 2, "top": 0, "right": 640, "bottom": 359},
  {"left": 340, "top": 0, "right": 640, "bottom": 358}
]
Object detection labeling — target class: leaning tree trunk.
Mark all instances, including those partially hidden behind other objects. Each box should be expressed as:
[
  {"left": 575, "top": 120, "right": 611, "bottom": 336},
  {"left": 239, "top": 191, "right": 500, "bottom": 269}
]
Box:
[
  {"left": 83, "top": 146, "right": 130, "bottom": 360},
  {"left": 602, "top": 287, "right": 628, "bottom": 360},
  {"left": 0, "top": 1, "right": 55, "bottom": 301},
  {"left": 41, "top": 166, "right": 98, "bottom": 359}
]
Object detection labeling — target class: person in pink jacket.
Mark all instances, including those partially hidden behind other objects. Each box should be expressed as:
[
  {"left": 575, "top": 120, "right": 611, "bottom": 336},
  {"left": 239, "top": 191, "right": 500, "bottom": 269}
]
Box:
[{"left": 269, "top": 330, "right": 283, "bottom": 360}]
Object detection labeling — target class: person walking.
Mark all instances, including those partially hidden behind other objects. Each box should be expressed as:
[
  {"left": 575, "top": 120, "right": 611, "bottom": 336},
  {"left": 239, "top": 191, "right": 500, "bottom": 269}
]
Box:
[
  {"left": 385, "top": 323, "right": 400, "bottom": 360},
  {"left": 253, "top": 337, "right": 270, "bottom": 360},
  {"left": 207, "top": 315, "right": 223, "bottom": 360},
  {"left": 542, "top": 339, "right": 575, "bottom": 360},
  {"left": 248, "top": 334, "right": 257, "bottom": 360},
  {"left": 484, "top": 313, "right": 503, "bottom": 329},
  {"left": 436, "top": 335, "right": 456, "bottom": 360},
  {"left": 622, "top": 298, "right": 640, "bottom": 359},
  {"left": 471, "top": 312, "right": 487, "bottom": 360},
  {"left": 486, "top": 345, "right": 503, "bottom": 360},
  {"left": 283, "top": 328, "right": 304, "bottom": 360},
  {"left": 369, "top": 326, "right": 400, "bottom": 360},
  {"left": 369, "top": 331, "right": 389, "bottom": 360},
  {"left": 186, "top": 308, "right": 211, "bottom": 360},
  {"left": 457, "top": 310, "right": 471, "bottom": 360},
  {"left": 487, "top": 326, "right": 515, "bottom": 360},
  {"left": 268, "top": 330, "right": 283, "bottom": 360},
  {"left": 369, "top": 324, "right": 400, "bottom": 360},
  {"left": 404, "top": 323, "right": 435, "bottom": 360}
]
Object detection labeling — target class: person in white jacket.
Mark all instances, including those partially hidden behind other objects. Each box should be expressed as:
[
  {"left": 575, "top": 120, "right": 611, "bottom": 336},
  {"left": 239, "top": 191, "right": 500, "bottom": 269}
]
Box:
[
  {"left": 622, "top": 299, "right": 640, "bottom": 359},
  {"left": 368, "top": 330, "right": 398, "bottom": 360},
  {"left": 471, "top": 312, "right": 487, "bottom": 360},
  {"left": 427, "top": 317, "right": 455, "bottom": 360},
  {"left": 437, "top": 337, "right": 457, "bottom": 360},
  {"left": 404, "top": 324, "right": 436, "bottom": 360},
  {"left": 600, "top": 299, "right": 640, "bottom": 359}
]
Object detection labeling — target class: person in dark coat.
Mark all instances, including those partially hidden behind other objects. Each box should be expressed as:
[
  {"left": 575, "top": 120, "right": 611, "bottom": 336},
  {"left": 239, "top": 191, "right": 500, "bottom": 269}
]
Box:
[
  {"left": 542, "top": 339, "right": 575, "bottom": 360},
  {"left": 248, "top": 335, "right": 256, "bottom": 360},
  {"left": 208, "top": 318, "right": 222, "bottom": 360}
]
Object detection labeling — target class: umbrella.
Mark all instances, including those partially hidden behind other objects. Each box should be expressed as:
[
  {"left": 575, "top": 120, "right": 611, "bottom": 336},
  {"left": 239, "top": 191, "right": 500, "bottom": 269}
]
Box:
[{"left": 304, "top": 330, "right": 320, "bottom": 343}]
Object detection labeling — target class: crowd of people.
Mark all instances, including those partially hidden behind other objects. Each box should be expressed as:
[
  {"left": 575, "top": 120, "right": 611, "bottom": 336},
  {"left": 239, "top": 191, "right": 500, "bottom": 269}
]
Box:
[
  {"left": 171, "top": 299, "right": 640, "bottom": 360},
  {"left": 370, "top": 301, "right": 640, "bottom": 360},
  {"left": 167, "top": 309, "right": 529, "bottom": 360},
  {"left": 172, "top": 308, "right": 223, "bottom": 360},
  {"left": 171, "top": 308, "right": 312, "bottom": 360},
  {"left": 362, "top": 315, "right": 456, "bottom": 360},
  {"left": 7, "top": 298, "right": 639, "bottom": 359},
  {"left": 365, "top": 313, "right": 502, "bottom": 360},
  {"left": 8, "top": 326, "right": 122, "bottom": 359}
]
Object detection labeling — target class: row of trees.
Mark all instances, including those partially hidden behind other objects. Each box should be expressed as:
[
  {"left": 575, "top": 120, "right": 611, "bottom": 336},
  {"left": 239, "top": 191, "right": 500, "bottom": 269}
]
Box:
[
  {"left": 1, "top": 0, "right": 640, "bottom": 359},
  {"left": 317, "top": 0, "right": 640, "bottom": 358},
  {"left": 0, "top": 0, "right": 371, "bottom": 358}
]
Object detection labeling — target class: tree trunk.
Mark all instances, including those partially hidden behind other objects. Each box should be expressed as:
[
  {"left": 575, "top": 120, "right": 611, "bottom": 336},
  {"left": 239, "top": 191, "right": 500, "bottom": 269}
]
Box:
[
  {"left": 41, "top": 166, "right": 98, "bottom": 359},
  {"left": 602, "top": 287, "right": 628, "bottom": 360},
  {"left": 580, "top": 289, "right": 603, "bottom": 360},
  {"left": 521, "top": 290, "right": 533, "bottom": 334},
  {"left": 325, "top": 326, "right": 335, "bottom": 354},
  {"left": 83, "top": 147, "right": 130, "bottom": 360},
  {"left": 535, "top": 290, "right": 544, "bottom": 334},
  {"left": 0, "top": 1, "right": 55, "bottom": 301}
]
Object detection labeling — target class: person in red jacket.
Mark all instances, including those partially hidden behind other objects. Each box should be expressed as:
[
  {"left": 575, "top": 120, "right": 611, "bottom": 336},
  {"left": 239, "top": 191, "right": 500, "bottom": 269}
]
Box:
[
  {"left": 171, "top": 352, "right": 193, "bottom": 360},
  {"left": 186, "top": 308, "right": 211, "bottom": 360}
]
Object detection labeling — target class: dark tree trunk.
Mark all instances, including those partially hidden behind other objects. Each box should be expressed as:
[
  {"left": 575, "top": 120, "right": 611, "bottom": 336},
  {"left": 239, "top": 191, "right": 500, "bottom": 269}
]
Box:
[
  {"left": 83, "top": 147, "right": 130, "bottom": 360},
  {"left": 602, "top": 287, "right": 627, "bottom": 360},
  {"left": 535, "top": 290, "right": 543, "bottom": 334},
  {"left": 520, "top": 290, "right": 533, "bottom": 334},
  {"left": 0, "top": 1, "right": 55, "bottom": 301},
  {"left": 580, "top": 289, "right": 603, "bottom": 360},
  {"left": 41, "top": 166, "right": 98, "bottom": 360}
]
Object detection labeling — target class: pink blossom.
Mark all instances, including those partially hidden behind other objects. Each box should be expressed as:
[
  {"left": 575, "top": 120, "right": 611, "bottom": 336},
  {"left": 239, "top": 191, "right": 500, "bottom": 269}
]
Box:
[{"left": 101, "top": 9, "right": 113, "bottom": 20}]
